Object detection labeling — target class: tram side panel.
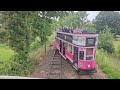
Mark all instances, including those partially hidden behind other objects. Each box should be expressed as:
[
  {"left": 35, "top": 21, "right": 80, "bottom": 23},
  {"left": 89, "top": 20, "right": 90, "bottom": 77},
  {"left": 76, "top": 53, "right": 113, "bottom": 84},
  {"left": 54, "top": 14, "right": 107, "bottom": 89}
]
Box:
[{"left": 65, "top": 50, "right": 73, "bottom": 63}]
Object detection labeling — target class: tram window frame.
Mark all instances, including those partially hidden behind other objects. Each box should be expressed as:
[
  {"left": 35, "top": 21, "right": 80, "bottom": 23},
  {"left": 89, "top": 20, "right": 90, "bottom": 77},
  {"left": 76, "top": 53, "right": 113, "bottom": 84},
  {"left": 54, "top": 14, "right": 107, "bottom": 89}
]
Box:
[
  {"left": 94, "top": 50, "right": 96, "bottom": 59},
  {"left": 79, "top": 51, "right": 84, "bottom": 60}
]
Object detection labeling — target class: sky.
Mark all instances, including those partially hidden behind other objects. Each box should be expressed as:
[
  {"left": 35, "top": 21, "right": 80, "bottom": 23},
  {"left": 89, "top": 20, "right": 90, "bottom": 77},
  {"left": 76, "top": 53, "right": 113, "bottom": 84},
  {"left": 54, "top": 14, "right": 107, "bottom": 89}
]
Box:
[{"left": 87, "top": 11, "right": 100, "bottom": 21}]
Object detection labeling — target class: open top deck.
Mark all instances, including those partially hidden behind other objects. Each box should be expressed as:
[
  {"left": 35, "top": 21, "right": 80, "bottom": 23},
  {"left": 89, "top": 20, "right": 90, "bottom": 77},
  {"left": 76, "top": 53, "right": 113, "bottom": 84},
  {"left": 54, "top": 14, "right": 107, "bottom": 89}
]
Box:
[{"left": 56, "top": 31, "right": 98, "bottom": 46}]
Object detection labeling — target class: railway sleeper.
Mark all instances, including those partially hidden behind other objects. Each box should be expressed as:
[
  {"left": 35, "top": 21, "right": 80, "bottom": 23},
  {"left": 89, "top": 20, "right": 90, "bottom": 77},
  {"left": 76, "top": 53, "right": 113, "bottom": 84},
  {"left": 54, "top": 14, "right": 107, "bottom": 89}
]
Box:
[
  {"left": 51, "top": 60, "right": 60, "bottom": 62},
  {"left": 51, "top": 67, "right": 61, "bottom": 69},
  {"left": 51, "top": 65, "right": 61, "bottom": 69},
  {"left": 48, "top": 76, "right": 62, "bottom": 79},
  {"left": 49, "top": 73, "right": 61, "bottom": 75}
]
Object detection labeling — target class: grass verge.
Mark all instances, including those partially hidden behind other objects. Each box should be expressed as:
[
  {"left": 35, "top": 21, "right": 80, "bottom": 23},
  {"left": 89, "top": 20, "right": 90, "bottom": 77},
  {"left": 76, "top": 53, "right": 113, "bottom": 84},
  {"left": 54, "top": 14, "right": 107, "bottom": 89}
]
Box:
[{"left": 96, "top": 49, "right": 120, "bottom": 79}]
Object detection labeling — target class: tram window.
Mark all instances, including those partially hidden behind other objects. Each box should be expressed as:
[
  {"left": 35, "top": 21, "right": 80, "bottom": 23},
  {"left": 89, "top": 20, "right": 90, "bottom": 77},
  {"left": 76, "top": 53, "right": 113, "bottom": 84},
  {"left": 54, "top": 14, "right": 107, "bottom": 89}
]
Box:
[
  {"left": 66, "top": 35, "right": 73, "bottom": 43},
  {"left": 86, "top": 57, "right": 93, "bottom": 60},
  {"left": 86, "top": 38, "right": 95, "bottom": 46},
  {"left": 73, "top": 36, "right": 78, "bottom": 41},
  {"left": 57, "top": 33, "right": 61, "bottom": 38},
  {"left": 86, "top": 48, "right": 93, "bottom": 55},
  {"left": 68, "top": 44, "right": 72, "bottom": 54},
  {"left": 56, "top": 38, "right": 59, "bottom": 44},
  {"left": 79, "top": 51, "right": 84, "bottom": 60},
  {"left": 64, "top": 43, "right": 68, "bottom": 49},
  {"left": 95, "top": 37, "right": 98, "bottom": 45}
]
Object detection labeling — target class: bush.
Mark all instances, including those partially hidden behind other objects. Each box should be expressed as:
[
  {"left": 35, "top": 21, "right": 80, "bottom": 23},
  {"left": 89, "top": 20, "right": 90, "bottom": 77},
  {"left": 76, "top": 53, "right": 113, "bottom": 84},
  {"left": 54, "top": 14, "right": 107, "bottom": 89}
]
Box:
[
  {"left": 98, "top": 26, "right": 115, "bottom": 53},
  {"left": 96, "top": 49, "right": 120, "bottom": 79},
  {"left": 0, "top": 52, "right": 37, "bottom": 76}
]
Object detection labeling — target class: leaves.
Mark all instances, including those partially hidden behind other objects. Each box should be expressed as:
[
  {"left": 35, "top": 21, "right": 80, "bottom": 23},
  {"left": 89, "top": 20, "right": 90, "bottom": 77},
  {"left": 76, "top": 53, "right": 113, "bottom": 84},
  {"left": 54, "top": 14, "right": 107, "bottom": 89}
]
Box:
[
  {"left": 98, "top": 26, "right": 115, "bottom": 53},
  {"left": 94, "top": 11, "right": 120, "bottom": 35}
]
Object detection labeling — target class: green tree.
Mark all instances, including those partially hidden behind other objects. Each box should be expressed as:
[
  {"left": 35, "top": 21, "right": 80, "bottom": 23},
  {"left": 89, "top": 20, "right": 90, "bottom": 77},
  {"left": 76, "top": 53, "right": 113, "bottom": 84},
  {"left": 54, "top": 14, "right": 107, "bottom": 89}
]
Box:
[
  {"left": 93, "top": 11, "right": 120, "bottom": 35},
  {"left": 1, "top": 11, "right": 35, "bottom": 63},
  {"left": 98, "top": 26, "right": 115, "bottom": 53},
  {"left": 32, "top": 11, "right": 71, "bottom": 44},
  {"left": 56, "top": 11, "right": 88, "bottom": 29},
  {"left": 84, "top": 21, "right": 96, "bottom": 33}
]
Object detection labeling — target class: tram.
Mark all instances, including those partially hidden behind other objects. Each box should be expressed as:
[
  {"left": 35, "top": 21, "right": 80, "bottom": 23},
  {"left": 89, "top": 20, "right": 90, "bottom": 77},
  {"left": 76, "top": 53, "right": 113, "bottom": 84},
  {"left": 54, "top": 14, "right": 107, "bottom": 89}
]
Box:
[{"left": 55, "top": 27, "right": 98, "bottom": 72}]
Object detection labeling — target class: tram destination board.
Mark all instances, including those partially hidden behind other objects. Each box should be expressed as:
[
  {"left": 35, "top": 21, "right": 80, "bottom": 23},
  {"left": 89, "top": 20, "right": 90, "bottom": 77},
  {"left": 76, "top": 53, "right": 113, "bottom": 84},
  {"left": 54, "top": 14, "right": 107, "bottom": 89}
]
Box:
[{"left": 86, "top": 37, "right": 96, "bottom": 46}]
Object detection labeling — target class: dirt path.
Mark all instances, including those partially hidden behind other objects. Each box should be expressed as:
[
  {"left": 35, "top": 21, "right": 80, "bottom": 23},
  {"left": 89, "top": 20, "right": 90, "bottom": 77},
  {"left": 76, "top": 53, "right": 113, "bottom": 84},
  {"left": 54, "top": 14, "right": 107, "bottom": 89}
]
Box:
[{"left": 28, "top": 46, "right": 108, "bottom": 79}]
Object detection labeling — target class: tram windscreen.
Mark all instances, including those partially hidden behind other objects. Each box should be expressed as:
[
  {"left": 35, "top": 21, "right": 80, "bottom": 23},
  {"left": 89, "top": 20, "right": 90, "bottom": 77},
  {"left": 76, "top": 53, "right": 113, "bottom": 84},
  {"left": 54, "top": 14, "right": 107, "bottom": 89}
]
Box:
[{"left": 86, "top": 38, "right": 95, "bottom": 46}]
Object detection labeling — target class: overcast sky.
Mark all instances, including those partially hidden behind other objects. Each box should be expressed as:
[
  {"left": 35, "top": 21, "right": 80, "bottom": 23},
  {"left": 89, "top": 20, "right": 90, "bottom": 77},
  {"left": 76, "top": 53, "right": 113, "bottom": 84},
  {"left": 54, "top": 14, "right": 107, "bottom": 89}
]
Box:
[{"left": 87, "top": 11, "right": 100, "bottom": 21}]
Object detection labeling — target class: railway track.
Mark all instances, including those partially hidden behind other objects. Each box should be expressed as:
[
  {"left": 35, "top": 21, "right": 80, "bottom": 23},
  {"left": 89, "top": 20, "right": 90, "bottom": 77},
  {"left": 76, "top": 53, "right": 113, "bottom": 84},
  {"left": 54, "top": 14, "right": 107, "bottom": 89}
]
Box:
[
  {"left": 47, "top": 46, "right": 96, "bottom": 79},
  {"left": 47, "top": 48, "right": 63, "bottom": 79},
  {"left": 78, "top": 70, "right": 98, "bottom": 79}
]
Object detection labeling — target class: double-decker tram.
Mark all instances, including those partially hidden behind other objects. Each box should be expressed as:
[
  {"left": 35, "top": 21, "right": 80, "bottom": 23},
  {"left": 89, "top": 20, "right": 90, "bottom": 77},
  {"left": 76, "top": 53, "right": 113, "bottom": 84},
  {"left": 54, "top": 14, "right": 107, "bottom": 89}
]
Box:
[{"left": 55, "top": 27, "right": 98, "bottom": 72}]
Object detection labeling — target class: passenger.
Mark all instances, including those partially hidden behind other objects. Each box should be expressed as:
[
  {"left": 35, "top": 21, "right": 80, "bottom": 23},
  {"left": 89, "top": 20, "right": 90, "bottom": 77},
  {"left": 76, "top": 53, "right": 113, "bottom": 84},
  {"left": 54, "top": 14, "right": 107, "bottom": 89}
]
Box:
[
  {"left": 58, "top": 28, "right": 61, "bottom": 32},
  {"left": 64, "top": 27, "right": 66, "bottom": 32},
  {"left": 69, "top": 27, "right": 71, "bottom": 33},
  {"left": 70, "top": 27, "right": 72, "bottom": 33},
  {"left": 64, "top": 27, "right": 67, "bottom": 32},
  {"left": 79, "top": 28, "right": 82, "bottom": 34},
  {"left": 67, "top": 27, "right": 70, "bottom": 33},
  {"left": 67, "top": 27, "right": 69, "bottom": 33},
  {"left": 73, "top": 26, "right": 77, "bottom": 34},
  {"left": 71, "top": 27, "right": 73, "bottom": 33},
  {"left": 66, "top": 27, "right": 68, "bottom": 33},
  {"left": 76, "top": 26, "right": 79, "bottom": 33},
  {"left": 62, "top": 27, "right": 64, "bottom": 32}
]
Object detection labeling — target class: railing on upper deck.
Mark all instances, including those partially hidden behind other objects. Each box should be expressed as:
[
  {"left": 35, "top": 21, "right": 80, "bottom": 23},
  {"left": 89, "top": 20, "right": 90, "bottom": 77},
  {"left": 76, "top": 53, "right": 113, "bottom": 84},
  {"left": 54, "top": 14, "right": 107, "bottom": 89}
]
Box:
[{"left": 56, "top": 28, "right": 97, "bottom": 34}]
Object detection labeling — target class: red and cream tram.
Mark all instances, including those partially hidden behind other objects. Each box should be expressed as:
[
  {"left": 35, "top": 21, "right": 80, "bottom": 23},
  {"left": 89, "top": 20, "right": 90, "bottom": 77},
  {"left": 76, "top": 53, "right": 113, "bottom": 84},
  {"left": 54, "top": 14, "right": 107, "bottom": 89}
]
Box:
[{"left": 55, "top": 27, "right": 98, "bottom": 72}]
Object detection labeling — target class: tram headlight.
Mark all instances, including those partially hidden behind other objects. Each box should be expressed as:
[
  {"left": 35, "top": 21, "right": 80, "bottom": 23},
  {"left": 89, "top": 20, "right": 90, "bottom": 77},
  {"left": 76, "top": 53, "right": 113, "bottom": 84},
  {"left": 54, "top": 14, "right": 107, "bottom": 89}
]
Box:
[{"left": 88, "top": 65, "right": 90, "bottom": 68}]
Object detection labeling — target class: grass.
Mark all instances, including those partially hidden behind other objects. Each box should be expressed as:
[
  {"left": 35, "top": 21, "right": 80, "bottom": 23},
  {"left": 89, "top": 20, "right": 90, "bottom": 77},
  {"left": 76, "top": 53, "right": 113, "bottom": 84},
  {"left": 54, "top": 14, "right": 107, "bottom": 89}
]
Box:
[
  {"left": 113, "top": 41, "right": 120, "bottom": 59},
  {"left": 113, "top": 41, "right": 120, "bottom": 51},
  {"left": 116, "top": 35, "right": 120, "bottom": 38},
  {"left": 96, "top": 49, "right": 120, "bottom": 79},
  {"left": 0, "top": 44, "right": 14, "bottom": 62},
  {"left": 115, "top": 35, "right": 120, "bottom": 41}
]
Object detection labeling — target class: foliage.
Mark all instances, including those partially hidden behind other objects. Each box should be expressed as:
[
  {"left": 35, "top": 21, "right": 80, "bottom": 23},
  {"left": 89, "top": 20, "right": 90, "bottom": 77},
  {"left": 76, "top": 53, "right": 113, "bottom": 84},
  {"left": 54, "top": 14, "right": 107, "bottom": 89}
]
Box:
[
  {"left": 0, "top": 58, "right": 36, "bottom": 76},
  {"left": 96, "top": 49, "right": 120, "bottom": 79},
  {"left": 30, "top": 37, "right": 43, "bottom": 52},
  {"left": 98, "top": 26, "right": 115, "bottom": 53},
  {"left": 93, "top": 11, "right": 120, "bottom": 35},
  {"left": 0, "top": 11, "right": 36, "bottom": 62},
  {"left": 0, "top": 11, "right": 68, "bottom": 76},
  {"left": 84, "top": 21, "right": 96, "bottom": 33},
  {"left": 113, "top": 41, "right": 120, "bottom": 58},
  {"left": 32, "top": 11, "right": 71, "bottom": 44},
  {"left": 32, "top": 16, "right": 51, "bottom": 44},
  {"left": 57, "top": 11, "right": 88, "bottom": 29},
  {"left": 0, "top": 44, "right": 14, "bottom": 62}
]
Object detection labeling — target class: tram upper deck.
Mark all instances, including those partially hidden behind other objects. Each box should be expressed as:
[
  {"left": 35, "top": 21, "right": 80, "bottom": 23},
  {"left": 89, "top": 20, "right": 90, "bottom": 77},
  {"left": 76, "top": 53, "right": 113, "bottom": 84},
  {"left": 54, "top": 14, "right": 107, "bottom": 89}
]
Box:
[{"left": 56, "top": 30, "right": 98, "bottom": 47}]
